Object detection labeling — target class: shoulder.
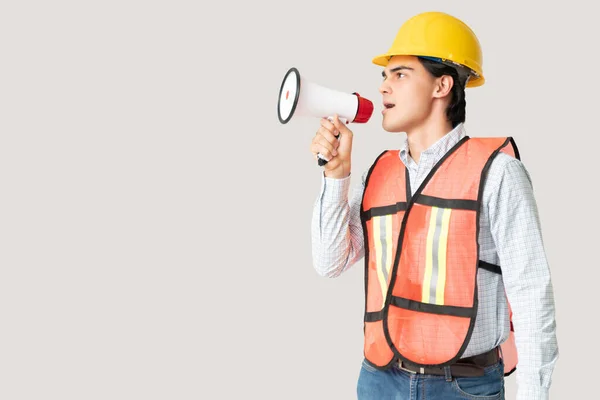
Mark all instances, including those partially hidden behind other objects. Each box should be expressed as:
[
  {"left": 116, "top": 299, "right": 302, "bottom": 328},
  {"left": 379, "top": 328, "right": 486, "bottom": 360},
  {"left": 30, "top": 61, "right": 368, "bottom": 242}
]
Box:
[
  {"left": 484, "top": 152, "right": 534, "bottom": 200},
  {"left": 487, "top": 152, "right": 531, "bottom": 181}
]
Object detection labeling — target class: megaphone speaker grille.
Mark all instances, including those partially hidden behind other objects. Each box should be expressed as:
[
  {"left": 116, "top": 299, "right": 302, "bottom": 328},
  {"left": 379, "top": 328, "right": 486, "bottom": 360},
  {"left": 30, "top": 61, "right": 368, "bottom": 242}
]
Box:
[{"left": 277, "top": 67, "right": 301, "bottom": 124}]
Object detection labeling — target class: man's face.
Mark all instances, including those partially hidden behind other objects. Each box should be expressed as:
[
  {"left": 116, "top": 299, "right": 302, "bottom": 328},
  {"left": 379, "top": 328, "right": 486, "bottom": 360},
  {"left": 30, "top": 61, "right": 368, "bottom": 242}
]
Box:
[{"left": 379, "top": 55, "right": 438, "bottom": 133}]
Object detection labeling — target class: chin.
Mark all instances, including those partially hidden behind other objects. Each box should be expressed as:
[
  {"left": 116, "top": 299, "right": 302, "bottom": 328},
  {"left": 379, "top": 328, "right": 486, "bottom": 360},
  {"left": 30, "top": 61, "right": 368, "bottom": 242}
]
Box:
[{"left": 382, "top": 118, "right": 407, "bottom": 133}]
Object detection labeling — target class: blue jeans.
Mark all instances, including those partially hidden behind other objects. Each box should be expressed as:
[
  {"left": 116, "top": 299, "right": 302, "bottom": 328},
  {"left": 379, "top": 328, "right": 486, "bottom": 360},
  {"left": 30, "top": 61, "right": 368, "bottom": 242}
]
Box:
[{"left": 357, "top": 358, "right": 505, "bottom": 399}]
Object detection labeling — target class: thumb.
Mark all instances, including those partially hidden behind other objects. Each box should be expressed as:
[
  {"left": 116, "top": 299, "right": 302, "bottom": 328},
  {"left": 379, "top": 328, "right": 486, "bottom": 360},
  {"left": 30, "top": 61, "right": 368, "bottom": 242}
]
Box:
[{"left": 332, "top": 114, "right": 352, "bottom": 138}]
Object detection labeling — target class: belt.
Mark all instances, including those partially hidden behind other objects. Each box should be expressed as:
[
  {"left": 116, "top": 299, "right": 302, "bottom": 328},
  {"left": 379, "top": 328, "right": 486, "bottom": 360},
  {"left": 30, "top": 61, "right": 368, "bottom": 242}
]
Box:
[{"left": 396, "top": 347, "right": 500, "bottom": 377}]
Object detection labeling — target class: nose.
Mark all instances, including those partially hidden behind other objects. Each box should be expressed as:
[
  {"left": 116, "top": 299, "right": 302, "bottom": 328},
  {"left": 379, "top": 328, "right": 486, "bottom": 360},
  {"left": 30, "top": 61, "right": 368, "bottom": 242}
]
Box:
[{"left": 379, "top": 79, "right": 391, "bottom": 95}]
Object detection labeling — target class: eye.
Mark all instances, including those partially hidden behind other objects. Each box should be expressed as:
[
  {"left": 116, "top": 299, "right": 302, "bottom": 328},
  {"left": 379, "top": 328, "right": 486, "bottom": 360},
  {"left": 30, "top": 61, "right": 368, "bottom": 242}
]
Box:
[{"left": 396, "top": 72, "right": 405, "bottom": 79}]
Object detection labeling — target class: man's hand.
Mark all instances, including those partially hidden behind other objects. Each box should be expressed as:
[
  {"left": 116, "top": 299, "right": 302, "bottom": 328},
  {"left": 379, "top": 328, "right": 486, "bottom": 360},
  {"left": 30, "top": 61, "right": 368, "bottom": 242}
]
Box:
[{"left": 310, "top": 115, "right": 353, "bottom": 179}]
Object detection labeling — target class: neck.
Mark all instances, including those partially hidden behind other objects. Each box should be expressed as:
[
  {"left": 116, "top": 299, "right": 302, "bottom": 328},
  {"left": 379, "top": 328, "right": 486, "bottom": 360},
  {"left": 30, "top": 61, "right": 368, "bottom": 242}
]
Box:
[{"left": 406, "top": 117, "right": 454, "bottom": 164}]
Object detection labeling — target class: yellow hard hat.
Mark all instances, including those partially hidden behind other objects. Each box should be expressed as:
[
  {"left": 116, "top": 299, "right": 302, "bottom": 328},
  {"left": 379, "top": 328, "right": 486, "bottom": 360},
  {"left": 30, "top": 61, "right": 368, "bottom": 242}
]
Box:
[{"left": 372, "top": 11, "right": 485, "bottom": 88}]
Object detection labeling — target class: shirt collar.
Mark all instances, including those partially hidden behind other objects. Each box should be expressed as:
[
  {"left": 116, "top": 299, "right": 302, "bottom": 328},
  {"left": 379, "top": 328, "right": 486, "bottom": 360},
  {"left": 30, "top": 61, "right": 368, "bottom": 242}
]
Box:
[{"left": 399, "top": 123, "right": 467, "bottom": 167}]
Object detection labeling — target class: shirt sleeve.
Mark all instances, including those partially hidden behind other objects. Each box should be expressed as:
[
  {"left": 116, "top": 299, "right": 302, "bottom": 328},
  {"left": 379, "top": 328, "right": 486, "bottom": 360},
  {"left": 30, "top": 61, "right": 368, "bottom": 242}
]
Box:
[
  {"left": 487, "top": 157, "right": 559, "bottom": 400},
  {"left": 311, "top": 171, "right": 367, "bottom": 277}
]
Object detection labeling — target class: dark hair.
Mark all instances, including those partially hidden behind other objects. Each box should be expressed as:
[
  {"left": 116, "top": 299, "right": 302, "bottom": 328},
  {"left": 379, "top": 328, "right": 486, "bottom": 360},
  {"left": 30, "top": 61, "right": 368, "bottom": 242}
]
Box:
[{"left": 417, "top": 57, "right": 467, "bottom": 128}]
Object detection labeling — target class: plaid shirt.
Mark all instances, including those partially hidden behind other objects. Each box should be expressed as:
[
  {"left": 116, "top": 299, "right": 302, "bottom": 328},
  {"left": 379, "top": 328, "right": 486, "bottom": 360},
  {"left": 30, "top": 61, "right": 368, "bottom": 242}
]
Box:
[{"left": 311, "top": 123, "right": 559, "bottom": 400}]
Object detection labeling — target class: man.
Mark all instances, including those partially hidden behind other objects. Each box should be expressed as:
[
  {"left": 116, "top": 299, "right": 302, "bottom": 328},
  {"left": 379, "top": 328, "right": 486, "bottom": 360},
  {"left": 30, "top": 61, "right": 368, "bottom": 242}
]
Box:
[{"left": 309, "top": 11, "right": 558, "bottom": 400}]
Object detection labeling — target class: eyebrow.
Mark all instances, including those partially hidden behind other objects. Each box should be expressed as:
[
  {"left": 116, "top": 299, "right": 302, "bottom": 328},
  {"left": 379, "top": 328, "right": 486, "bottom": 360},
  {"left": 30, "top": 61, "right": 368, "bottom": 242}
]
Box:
[{"left": 382, "top": 65, "right": 414, "bottom": 78}]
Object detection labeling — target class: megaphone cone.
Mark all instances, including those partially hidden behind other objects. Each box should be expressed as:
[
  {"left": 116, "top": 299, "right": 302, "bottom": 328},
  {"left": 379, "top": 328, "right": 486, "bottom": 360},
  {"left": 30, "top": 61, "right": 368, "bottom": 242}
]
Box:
[{"left": 277, "top": 67, "right": 374, "bottom": 165}]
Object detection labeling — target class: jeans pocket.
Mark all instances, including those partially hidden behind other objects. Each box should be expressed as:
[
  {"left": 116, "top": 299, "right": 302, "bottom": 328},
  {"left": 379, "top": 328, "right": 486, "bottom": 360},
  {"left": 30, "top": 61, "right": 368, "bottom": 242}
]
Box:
[
  {"left": 452, "top": 361, "right": 504, "bottom": 399},
  {"left": 361, "top": 359, "right": 379, "bottom": 373}
]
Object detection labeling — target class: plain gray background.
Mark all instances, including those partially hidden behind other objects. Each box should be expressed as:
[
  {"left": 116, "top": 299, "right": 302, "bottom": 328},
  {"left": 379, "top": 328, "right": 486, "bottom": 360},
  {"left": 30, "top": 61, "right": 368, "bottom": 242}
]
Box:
[{"left": 0, "top": 0, "right": 597, "bottom": 398}]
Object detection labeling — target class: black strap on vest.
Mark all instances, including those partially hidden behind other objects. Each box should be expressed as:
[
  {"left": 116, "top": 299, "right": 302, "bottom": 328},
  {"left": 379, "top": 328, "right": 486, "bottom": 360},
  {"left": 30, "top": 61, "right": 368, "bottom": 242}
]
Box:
[
  {"left": 415, "top": 195, "right": 478, "bottom": 211},
  {"left": 361, "top": 202, "right": 408, "bottom": 222},
  {"left": 478, "top": 260, "right": 502, "bottom": 275}
]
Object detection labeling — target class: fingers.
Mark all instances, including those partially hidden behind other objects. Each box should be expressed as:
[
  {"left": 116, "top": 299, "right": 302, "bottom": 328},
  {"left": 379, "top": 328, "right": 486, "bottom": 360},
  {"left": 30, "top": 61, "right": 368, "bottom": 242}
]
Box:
[
  {"left": 318, "top": 121, "right": 340, "bottom": 144},
  {"left": 320, "top": 117, "right": 340, "bottom": 138},
  {"left": 331, "top": 114, "right": 352, "bottom": 137},
  {"left": 309, "top": 115, "right": 353, "bottom": 167},
  {"left": 310, "top": 118, "right": 340, "bottom": 159},
  {"left": 310, "top": 133, "right": 337, "bottom": 160}
]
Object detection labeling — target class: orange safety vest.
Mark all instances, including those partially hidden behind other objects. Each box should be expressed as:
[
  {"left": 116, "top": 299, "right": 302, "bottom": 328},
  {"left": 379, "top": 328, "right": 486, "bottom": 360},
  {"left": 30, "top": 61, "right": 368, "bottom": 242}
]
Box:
[{"left": 360, "top": 136, "right": 518, "bottom": 376}]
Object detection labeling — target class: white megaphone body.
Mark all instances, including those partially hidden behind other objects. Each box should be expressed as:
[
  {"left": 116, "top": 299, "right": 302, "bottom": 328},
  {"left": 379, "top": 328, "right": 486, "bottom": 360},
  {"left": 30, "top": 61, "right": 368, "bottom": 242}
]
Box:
[{"left": 277, "top": 67, "right": 374, "bottom": 166}]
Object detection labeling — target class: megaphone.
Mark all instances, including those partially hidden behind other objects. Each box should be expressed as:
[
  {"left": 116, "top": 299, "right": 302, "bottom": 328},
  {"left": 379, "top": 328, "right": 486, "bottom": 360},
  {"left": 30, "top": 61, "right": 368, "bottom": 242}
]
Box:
[{"left": 277, "top": 67, "right": 374, "bottom": 166}]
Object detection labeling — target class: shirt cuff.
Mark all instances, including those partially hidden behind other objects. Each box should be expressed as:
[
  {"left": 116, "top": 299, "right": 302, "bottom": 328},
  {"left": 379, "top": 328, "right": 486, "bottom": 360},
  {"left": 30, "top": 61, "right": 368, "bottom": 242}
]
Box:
[
  {"left": 320, "top": 172, "right": 351, "bottom": 203},
  {"left": 517, "top": 385, "right": 549, "bottom": 400}
]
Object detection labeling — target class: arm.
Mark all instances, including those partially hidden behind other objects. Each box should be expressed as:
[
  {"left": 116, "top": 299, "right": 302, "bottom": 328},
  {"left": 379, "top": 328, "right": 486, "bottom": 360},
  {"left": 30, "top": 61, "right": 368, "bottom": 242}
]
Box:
[
  {"left": 487, "top": 157, "right": 559, "bottom": 400},
  {"left": 311, "top": 171, "right": 366, "bottom": 277}
]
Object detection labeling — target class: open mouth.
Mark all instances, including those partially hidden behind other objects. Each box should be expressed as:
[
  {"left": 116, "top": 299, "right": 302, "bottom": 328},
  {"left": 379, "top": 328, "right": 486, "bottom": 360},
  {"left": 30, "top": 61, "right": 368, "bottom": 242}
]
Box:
[{"left": 384, "top": 103, "right": 395, "bottom": 109}]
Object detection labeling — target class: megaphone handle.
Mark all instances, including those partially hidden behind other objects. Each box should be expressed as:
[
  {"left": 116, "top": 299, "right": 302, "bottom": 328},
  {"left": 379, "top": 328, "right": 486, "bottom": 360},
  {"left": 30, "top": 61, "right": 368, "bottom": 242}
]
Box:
[{"left": 317, "top": 116, "right": 346, "bottom": 166}]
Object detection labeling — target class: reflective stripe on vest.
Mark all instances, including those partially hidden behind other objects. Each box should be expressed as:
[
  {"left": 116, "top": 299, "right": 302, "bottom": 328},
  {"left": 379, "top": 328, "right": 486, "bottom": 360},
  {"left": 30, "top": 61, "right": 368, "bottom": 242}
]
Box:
[{"left": 360, "top": 136, "right": 519, "bottom": 374}]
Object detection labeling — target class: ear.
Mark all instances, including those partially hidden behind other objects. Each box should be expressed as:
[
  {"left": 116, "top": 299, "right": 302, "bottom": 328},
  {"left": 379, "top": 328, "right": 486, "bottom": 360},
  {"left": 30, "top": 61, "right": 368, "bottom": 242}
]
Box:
[{"left": 433, "top": 75, "right": 454, "bottom": 99}]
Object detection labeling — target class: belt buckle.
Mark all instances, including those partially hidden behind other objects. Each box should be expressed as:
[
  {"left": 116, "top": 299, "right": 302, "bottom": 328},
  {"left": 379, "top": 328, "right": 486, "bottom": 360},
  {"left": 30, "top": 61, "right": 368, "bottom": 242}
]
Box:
[{"left": 398, "top": 360, "right": 424, "bottom": 374}]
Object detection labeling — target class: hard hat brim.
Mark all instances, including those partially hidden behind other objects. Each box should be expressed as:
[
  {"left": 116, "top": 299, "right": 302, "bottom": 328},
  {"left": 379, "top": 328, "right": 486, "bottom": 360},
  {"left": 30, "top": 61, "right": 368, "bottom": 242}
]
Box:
[{"left": 372, "top": 52, "right": 485, "bottom": 88}]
